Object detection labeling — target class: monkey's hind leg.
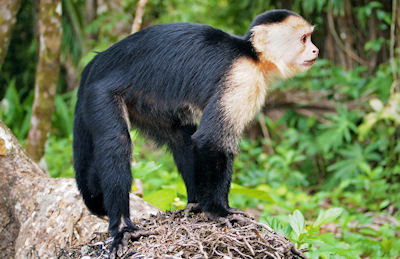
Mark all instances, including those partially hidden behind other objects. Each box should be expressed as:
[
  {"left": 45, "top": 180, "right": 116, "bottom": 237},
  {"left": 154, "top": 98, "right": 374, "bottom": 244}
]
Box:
[
  {"left": 74, "top": 110, "right": 107, "bottom": 217},
  {"left": 169, "top": 124, "right": 198, "bottom": 206},
  {"left": 87, "top": 92, "right": 138, "bottom": 252}
]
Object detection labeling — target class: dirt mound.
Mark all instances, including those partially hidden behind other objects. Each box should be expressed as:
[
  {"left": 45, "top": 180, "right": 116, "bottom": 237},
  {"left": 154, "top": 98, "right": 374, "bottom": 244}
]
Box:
[{"left": 57, "top": 211, "right": 306, "bottom": 258}]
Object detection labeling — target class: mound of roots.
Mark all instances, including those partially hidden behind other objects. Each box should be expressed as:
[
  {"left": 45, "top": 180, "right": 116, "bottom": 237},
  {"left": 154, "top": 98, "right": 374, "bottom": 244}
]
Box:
[{"left": 58, "top": 211, "right": 307, "bottom": 258}]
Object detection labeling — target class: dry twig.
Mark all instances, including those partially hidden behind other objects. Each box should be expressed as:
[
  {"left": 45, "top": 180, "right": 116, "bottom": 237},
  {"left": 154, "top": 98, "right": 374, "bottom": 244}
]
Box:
[{"left": 57, "top": 211, "right": 306, "bottom": 258}]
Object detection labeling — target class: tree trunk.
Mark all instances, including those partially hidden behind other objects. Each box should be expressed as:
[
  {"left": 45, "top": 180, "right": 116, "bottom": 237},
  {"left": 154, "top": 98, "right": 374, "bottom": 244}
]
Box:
[
  {"left": 131, "top": 0, "right": 148, "bottom": 33},
  {"left": 0, "top": 120, "right": 159, "bottom": 258},
  {"left": 104, "top": 0, "right": 130, "bottom": 36},
  {"left": 0, "top": 0, "right": 21, "bottom": 67},
  {"left": 85, "top": 0, "right": 98, "bottom": 41},
  {"left": 390, "top": 0, "right": 400, "bottom": 93},
  {"left": 26, "top": 0, "right": 63, "bottom": 162}
]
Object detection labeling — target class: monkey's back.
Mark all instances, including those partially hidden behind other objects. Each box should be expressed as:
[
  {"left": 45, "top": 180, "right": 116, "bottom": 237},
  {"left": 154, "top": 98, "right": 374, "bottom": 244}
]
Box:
[
  {"left": 85, "top": 23, "right": 255, "bottom": 103},
  {"left": 78, "top": 23, "right": 256, "bottom": 143}
]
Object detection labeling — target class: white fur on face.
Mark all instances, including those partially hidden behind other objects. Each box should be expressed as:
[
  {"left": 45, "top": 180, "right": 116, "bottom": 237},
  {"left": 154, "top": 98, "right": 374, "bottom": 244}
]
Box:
[{"left": 251, "top": 15, "right": 318, "bottom": 79}]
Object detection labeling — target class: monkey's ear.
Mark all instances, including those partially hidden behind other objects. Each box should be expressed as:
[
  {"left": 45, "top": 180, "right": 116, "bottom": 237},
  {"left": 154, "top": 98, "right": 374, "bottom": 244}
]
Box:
[{"left": 249, "top": 25, "right": 269, "bottom": 54}]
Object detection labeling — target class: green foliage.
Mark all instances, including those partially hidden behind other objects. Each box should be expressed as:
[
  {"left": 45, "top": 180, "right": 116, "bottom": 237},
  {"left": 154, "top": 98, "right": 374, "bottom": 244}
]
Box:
[
  {"left": 0, "top": 0, "right": 37, "bottom": 99},
  {"left": 317, "top": 106, "right": 358, "bottom": 153},
  {"left": 45, "top": 135, "right": 75, "bottom": 178},
  {"left": 274, "top": 59, "right": 393, "bottom": 100},
  {"left": 265, "top": 208, "right": 355, "bottom": 258},
  {"left": 356, "top": 1, "right": 384, "bottom": 30},
  {"left": 61, "top": 0, "right": 86, "bottom": 65},
  {"left": 143, "top": 188, "right": 178, "bottom": 211},
  {"left": 260, "top": 186, "right": 400, "bottom": 257},
  {"left": 52, "top": 89, "right": 77, "bottom": 138},
  {"left": 230, "top": 183, "right": 276, "bottom": 203},
  {"left": 0, "top": 80, "right": 33, "bottom": 140}
]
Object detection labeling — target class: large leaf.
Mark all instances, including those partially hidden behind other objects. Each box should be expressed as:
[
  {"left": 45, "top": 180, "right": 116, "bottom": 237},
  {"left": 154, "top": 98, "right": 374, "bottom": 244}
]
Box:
[
  {"left": 230, "top": 184, "right": 275, "bottom": 203},
  {"left": 313, "top": 208, "right": 343, "bottom": 228},
  {"left": 289, "top": 210, "right": 305, "bottom": 241},
  {"left": 144, "top": 188, "right": 177, "bottom": 211}
]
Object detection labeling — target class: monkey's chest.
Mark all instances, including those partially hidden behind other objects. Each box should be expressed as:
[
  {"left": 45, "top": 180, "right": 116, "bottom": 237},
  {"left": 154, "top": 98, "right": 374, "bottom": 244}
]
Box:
[{"left": 220, "top": 58, "right": 269, "bottom": 136}]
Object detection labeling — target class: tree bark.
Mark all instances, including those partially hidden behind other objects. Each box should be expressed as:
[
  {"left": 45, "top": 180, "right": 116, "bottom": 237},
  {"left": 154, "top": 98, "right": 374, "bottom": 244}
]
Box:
[
  {"left": 0, "top": 0, "right": 21, "bottom": 67},
  {"left": 323, "top": 17, "right": 336, "bottom": 63},
  {"left": 26, "top": 0, "right": 63, "bottom": 162},
  {"left": 390, "top": 0, "right": 400, "bottom": 93},
  {"left": 326, "top": 1, "right": 368, "bottom": 68},
  {"left": 0, "top": 120, "right": 159, "bottom": 258},
  {"left": 131, "top": 0, "right": 148, "bottom": 33},
  {"left": 85, "top": 0, "right": 98, "bottom": 41}
]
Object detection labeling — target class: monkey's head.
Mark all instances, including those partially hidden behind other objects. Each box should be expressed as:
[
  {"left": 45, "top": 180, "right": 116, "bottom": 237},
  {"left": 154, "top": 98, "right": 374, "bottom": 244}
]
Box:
[{"left": 247, "top": 10, "right": 319, "bottom": 78}]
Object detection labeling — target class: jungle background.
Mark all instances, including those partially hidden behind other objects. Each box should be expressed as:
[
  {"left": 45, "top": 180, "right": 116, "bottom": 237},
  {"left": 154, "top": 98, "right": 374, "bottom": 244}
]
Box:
[{"left": 0, "top": 0, "right": 399, "bottom": 258}]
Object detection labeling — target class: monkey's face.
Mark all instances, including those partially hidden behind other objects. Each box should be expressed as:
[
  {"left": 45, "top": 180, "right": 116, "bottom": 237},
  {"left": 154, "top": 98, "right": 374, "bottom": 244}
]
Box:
[{"left": 251, "top": 15, "right": 319, "bottom": 78}]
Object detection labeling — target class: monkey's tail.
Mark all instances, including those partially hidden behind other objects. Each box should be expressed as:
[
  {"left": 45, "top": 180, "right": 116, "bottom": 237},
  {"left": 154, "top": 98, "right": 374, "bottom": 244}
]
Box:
[{"left": 73, "top": 105, "right": 107, "bottom": 216}]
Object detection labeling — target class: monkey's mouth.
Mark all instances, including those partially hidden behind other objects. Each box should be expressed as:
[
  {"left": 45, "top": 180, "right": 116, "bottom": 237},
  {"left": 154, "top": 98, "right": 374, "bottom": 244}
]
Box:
[{"left": 303, "top": 58, "right": 317, "bottom": 66}]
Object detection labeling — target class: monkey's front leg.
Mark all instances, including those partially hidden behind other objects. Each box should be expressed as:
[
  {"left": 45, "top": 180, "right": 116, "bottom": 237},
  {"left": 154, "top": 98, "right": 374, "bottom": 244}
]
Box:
[
  {"left": 191, "top": 142, "right": 250, "bottom": 224},
  {"left": 193, "top": 142, "right": 233, "bottom": 218}
]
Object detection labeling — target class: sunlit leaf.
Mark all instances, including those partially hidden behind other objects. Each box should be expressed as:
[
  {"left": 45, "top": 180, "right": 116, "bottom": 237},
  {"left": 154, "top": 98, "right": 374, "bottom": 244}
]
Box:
[
  {"left": 313, "top": 208, "right": 343, "bottom": 228},
  {"left": 289, "top": 210, "right": 305, "bottom": 241},
  {"left": 144, "top": 188, "right": 177, "bottom": 211},
  {"left": 230, "top": 184, "right": 275, "bottom": 203}
]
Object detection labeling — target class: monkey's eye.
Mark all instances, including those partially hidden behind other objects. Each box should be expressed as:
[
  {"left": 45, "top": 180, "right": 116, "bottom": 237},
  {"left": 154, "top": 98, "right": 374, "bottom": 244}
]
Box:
[{"left": 301, "top": 35, "right": 307, "bottom": 44}]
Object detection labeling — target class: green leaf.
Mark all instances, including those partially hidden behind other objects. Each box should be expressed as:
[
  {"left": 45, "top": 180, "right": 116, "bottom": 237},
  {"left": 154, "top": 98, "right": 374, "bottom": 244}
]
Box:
[
  {"left": 54, "top": 95, "right": 71, "bottom": 136},
  {"left": 358, "top": 113, "right": 379, "bottom": 141},
  {"left": 365, "top": 38, "right": 385, "bottom": 52},
  {"left": 313, "top": 208, "right": 343, "bottom": 228},
  {"left": 289, "top": 210, "right": 305, "bottom": 241},
  {"left": 264, "top": 216, "right": 292, "bottom": 237},
  {"left": 143, "top": 188, "right": 177, "bottom": 211},
  {"left": 230, "top": 184, "right": 276, "bottom": 203}
]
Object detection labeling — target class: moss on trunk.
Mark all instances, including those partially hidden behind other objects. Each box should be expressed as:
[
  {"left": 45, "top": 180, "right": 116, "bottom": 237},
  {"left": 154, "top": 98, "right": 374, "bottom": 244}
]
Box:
[
  {"left": 0, "top": 0, "right": 21, "bottom": 66},
  {"left": 26, "top": 0, "right": 62, "bottom": 162}
]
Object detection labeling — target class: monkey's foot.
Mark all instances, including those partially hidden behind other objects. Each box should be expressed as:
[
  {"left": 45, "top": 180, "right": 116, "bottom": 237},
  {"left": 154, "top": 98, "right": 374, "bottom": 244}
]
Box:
[
  {"left": 109, "top": 216, "right": 149, "bottom": 254},
  {"left": 109, "top": 225, "right": 139, "bottom": 254},
  {"left": 110, "top": 227, "right": 155, "bottom": 257},
  {"left": 184, "top": 203, "right": 202, "bottom": 217}
]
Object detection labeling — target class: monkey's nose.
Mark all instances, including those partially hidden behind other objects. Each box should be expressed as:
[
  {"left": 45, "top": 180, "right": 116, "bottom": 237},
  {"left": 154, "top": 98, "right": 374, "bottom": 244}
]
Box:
[{"left": 313, "top": 48, "right": 319, "bottom": 55}]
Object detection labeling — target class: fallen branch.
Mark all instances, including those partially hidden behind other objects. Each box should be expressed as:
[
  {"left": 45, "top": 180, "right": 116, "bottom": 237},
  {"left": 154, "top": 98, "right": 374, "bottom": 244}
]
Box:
[
  {"left": 263, "top": 89, "right": 368, "bottom": 121},
  {"left": 0, "top": 120, "right": 159, "bottom": 258}
]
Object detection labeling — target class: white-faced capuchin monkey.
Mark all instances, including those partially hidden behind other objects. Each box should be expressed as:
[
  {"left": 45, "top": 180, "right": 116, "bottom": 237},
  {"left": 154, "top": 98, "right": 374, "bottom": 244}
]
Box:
[{"left": 73, "top": 9, "right": 319, "bottom": 251}]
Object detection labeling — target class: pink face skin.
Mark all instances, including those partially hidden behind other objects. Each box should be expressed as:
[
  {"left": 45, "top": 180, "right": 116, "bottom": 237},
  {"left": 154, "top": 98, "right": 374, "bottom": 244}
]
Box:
[{"left": 300, "top": 32, "right": 319, "bottom": 67}]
